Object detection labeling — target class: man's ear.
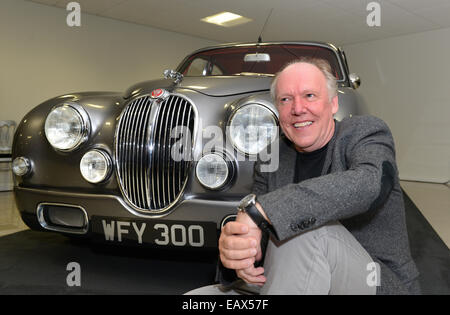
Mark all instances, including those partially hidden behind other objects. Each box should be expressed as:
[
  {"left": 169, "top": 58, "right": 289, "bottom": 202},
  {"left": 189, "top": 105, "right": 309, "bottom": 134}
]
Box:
[{"left": 331, "top": 95, "right": 339, "bottom": 115}]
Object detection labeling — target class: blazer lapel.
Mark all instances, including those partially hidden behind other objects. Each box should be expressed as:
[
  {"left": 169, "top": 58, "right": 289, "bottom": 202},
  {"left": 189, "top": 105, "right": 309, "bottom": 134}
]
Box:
[
  {"left": 321, "top": 119, "right": 339, "bottom": 175},
  {"left": 274, "top": 136, "right": 297, "bottom": 189}
]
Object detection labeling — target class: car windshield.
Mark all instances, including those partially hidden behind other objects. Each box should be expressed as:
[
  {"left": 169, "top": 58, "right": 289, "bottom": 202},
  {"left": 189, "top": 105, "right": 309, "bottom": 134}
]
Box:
[{"left": 178, "top": 44, "right": 344, "bottom": 80}]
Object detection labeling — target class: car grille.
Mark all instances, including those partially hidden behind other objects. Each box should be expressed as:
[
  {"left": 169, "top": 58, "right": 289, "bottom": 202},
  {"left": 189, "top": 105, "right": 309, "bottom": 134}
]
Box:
[{"left": 115, "top": 94, "right": 196, "bottom": 213}]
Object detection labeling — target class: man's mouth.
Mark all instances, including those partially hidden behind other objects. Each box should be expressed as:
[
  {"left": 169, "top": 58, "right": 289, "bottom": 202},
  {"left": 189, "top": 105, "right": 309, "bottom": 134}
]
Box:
[{"left": 293, "top": 121, "right": 313, "bottom": 128}]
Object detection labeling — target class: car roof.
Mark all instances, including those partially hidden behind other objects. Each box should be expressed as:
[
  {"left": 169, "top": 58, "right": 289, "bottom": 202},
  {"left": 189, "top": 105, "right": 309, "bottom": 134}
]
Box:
[{"left": 186, "top": 41, "right": 341, "bottom": 55}]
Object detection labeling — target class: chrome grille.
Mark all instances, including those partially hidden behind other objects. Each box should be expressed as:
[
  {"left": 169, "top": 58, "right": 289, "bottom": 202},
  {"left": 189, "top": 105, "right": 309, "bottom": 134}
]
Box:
[{"left": 115, "top": 94, "right": 195, "bottom": 213}]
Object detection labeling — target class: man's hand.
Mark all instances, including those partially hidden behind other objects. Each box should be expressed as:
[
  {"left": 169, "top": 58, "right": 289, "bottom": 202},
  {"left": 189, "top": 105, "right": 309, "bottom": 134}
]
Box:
[{"left": 219, "top": 211, "right": 266, "bottom": 286}]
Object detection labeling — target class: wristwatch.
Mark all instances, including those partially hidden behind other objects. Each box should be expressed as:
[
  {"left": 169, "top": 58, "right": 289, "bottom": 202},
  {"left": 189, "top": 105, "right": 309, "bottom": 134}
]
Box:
[{"left": 237, "top": 194, "right": 274, "bottom": 234}]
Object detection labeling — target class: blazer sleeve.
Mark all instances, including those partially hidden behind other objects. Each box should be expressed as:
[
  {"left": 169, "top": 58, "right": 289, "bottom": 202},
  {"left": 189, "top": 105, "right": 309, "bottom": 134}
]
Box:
[{"left": 257, "top": 116, "right": 398, "bottom": 242}]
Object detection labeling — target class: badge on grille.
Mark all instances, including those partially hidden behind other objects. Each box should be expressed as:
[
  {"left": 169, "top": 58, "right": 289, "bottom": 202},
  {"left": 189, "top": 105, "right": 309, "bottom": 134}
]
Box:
[{"left": 150, "top": 88, "right": 169, "bottom": 100}]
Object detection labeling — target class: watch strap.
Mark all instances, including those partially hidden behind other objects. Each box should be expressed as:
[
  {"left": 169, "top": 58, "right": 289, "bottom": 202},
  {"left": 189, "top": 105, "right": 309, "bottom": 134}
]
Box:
[{"left": 246, "top": 203, "right": 274, "bottom": 234}]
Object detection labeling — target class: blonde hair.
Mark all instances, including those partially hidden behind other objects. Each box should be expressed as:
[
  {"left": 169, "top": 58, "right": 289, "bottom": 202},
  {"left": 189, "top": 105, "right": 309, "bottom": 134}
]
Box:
[{"left": 270, "top": 57, "right": 338, "bottom": 103}]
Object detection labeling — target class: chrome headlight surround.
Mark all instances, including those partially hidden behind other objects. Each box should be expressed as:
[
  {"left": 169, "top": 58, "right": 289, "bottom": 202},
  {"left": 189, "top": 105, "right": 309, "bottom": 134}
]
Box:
[
  {"left": 228, "top": 103, "right": 278, "bottom": 155},
  {"left": 44, "top": 102, "right": 90, "bottom": 152},
  {"left": 80, "top": 149, "right": 112, "bottom": 184}
]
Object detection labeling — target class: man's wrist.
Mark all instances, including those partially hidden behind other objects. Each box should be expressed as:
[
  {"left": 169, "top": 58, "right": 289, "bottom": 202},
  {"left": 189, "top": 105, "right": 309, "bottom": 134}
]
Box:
[
  {"left": 254, "top": 202, "right": 271, "bottom": 225},
  {"left": 238, "top": 194, "right": 273, "bottom": 234}
]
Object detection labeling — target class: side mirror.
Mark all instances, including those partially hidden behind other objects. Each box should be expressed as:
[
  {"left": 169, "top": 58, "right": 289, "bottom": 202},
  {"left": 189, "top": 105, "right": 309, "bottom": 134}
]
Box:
[{"left": 349, "top": 73, "right": 361, "bottom": 89}]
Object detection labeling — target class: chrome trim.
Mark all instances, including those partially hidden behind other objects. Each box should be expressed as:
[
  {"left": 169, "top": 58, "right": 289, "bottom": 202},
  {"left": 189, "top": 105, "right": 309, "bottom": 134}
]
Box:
[
  {"left": 37, "top": 202, "right": 89, "bottom": 235},
  {"left": 164, "top": 69, "right": 184, "bottom": 84},
  {"left": 17, "top": 186, "right": 236, "bottom": 220},
  {"left": 221, "top": 214, "right": 237, "bottom": 229},
  {"left": 114, "top": 92, "right": 198, "bottom": 217},
  {"left": 44, "top": 102, "right": 91, "bottom": 152}
]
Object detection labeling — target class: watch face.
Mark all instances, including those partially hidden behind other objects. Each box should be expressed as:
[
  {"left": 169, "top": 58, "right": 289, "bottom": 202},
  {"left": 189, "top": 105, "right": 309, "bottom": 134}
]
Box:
[{"left": 239, "top": 193, "right": 256, "bottom": 209}]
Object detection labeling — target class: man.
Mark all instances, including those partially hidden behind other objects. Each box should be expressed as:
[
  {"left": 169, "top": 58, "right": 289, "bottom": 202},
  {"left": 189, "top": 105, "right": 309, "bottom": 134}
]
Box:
[{"left": 187, "top": 57, "right": 420, "bottom": 295}]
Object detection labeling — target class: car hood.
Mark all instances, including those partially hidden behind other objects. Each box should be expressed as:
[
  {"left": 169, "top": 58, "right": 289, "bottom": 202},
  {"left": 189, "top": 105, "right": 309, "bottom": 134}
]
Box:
[{"left": 124, "top": 76, "right": 273, "bottom": 98}]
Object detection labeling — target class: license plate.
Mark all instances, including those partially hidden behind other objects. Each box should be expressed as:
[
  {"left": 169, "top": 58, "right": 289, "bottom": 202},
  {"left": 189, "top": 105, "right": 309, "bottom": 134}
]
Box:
[{"left": 91, "top": 216, "right": 218, "bottom": 248}]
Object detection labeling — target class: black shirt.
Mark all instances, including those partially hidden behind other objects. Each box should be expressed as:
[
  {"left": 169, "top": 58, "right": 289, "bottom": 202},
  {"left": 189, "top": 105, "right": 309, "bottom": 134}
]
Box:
[{"left": 293, "top": 143, "right": 329, "bottom": 183}]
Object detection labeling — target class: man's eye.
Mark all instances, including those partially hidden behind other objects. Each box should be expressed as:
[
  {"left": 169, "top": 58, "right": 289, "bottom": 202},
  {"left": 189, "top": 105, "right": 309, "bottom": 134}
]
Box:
[{"left": 306, "top": 93, "right": 315, "bottom": 98}]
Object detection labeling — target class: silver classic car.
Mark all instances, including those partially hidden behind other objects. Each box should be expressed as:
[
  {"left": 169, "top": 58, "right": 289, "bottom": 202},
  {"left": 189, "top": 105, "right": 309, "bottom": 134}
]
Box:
[{"left": 12, "top": 42, "right": 365, "bottom": 249}]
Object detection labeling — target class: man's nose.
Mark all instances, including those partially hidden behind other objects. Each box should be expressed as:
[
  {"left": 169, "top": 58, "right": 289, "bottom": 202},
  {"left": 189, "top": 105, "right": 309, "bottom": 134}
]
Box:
[{"left": 291, "top": 98, "right": 307, "bottom": 115}]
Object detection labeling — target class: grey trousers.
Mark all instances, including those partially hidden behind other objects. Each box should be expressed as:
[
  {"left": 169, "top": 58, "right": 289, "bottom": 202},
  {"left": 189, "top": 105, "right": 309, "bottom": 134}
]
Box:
[{"left": 185, "top": 222, "right": 377, "bottom": 295}]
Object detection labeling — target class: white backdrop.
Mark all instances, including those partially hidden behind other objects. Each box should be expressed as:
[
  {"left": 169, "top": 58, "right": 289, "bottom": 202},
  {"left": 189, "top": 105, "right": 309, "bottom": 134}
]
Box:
[
  {"left": 2, "top": 0, "right": 449, "bottom": 184},
  {"left": 344, "top": 27, "right": 450, "bottom": 183},
  {"left": 0, "top": 0, "right": 217, "bottom": 125}
]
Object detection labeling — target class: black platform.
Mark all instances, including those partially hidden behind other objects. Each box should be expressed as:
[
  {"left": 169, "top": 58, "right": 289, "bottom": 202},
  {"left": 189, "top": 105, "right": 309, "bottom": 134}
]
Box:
[
  {"left": 403, "top": 192, "right": 450, "bottom": 294},
  {"left": 0, "top": 231, "right": 218, "bottom": 294},
  {"left": 0, "top": 191, "right": 448, "bottom": 295}
]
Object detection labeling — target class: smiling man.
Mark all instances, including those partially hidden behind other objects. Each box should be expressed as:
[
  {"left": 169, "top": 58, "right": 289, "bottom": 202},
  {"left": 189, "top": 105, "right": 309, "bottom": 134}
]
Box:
[
  {"left": 186, "top": 57, "right": 420, "bottom": 295},
  {"left": 275, "top": 60, "right": 338, "bottom": 154}
]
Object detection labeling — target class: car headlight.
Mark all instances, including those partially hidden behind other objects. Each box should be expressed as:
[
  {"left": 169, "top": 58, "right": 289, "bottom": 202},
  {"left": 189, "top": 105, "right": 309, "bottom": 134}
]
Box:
[
  {"left": 12, "top": 157, "right": 31, "bottom": 176},
  {"left": 228, "top": 104, "right": 277, "bottom": 155},
  {"left": 44, "top": 103, "right": 90, "bottom": 151},
  {"left": 80, "top": 149, "right": 112, "bottom": 183},
  {"left": 196, "top": 153, "right": 230, "bottom": 190}
]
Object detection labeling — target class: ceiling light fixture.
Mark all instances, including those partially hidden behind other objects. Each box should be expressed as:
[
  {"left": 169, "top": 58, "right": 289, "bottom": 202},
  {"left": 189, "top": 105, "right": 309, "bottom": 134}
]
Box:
[{"left": 201, "top": 12, "right": 251, "bottom": 27}]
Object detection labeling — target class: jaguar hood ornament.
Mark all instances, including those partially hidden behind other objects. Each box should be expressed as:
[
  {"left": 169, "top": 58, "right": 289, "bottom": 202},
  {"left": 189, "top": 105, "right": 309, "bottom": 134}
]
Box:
[{"left": 163, "top": 69, "right": 184, "bottom": 84}]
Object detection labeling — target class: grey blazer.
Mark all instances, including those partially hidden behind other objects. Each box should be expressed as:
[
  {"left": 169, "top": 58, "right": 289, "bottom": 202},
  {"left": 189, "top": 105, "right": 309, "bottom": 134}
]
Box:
[{"left": 253, "top": 115, "right": 420, "bottom": 295}]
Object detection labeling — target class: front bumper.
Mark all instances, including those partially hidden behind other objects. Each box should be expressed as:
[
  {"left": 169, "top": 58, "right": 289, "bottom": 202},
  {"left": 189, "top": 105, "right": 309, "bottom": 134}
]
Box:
[{"left": 15, "top": 186, "right": 239, "bottom": 242}]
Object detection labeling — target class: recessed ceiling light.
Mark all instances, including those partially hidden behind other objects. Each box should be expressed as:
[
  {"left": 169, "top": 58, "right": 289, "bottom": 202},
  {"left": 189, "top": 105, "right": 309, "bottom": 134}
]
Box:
[{"left": 201, "top": 12, "right": 251, "bottom": 27}]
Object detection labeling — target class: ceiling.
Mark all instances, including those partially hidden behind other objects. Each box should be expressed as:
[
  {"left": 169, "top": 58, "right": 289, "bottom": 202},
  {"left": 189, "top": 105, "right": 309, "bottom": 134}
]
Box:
[{"left": 26, "top": 0, "right": 450, "bottom": 46}]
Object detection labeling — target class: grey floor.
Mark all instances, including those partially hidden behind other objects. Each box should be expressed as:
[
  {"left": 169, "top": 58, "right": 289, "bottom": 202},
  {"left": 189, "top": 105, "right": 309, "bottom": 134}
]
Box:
[{"left": 401, "top": 181, "right": 450, "bottom": 248}]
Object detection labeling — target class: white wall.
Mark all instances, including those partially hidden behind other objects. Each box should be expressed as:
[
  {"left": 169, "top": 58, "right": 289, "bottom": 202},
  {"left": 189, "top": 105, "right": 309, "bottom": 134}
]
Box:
[
  {"left": 344, "top": 28, "right": 450, "bottom": 183},
  {"left": 2, "top": 1, "right": 449, "bottom": 184},
  {"left": 0, "top": 0, "right": 218, "bottom": 125}
]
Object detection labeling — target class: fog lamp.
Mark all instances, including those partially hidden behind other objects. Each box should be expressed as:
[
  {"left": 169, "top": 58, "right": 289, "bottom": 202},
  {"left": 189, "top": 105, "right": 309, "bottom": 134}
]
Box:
[
  {"left": 80, "top": 150, "right": 111, "bottom": 183},
  {"left": 196, "top": 153, "right": 230, "bottom": 190},
  {"left": 12, "top": 157, "right": 31, "bottom": 176}
]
